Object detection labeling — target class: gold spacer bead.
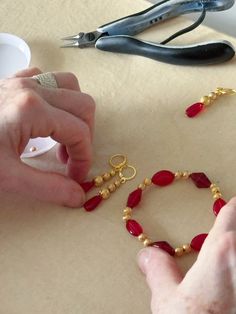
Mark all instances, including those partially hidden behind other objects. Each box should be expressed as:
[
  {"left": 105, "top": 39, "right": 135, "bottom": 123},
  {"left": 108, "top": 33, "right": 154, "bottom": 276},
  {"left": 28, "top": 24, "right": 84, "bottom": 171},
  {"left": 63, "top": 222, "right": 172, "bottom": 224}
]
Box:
[
  {"left": 143, "top": 239, "right": 152, "bottom": 247},
  {"left": 94, "top": 176, "right": 104, "bottom": 187},
  {"left": 103, "top": 172, "right": 111, "bottom": 181},
  {"left": 138, "top": 233, "right": 148, "bottom": 242},
  {"left": 144, "top": 178, "right": 152, "bottom": 186},
  {"left": 110, "top": 169, "right": 116, "bottom": 177},
  {"left": 108, "top": 183, "right": 116, "bottom": 193},
  {"left": 208, "top": 92, "right": 217, "bottom": 100},
  {"left": 200, "top": 96, "right": 211, "bottom": 106},
  {"left": 175, "top": 171, "right": 183, "bottom": 179},
  {"left": 213, "top": 193, "right": 222, "bottom": 200},
  {"left": 114, "top": 180, "right": 121, "bottom": 188},
  {"left": 123, "top": 207, "right": 132, "bottom": 215},
  {"left": 182, "top": 244, "right": 192, "bottom": 253},
  {"left": 210, "top": 183, "right": 217, "bottom": 189},
  {"left": 122, "top": 214, "right": 131, "bottom": 222},
  {"left": 211, "top": 187, "right": 220, "bottom": 194},
  {"left": 138, "top": 183, "right": 146, "bottom": 190},
  {"left": 99, "top": 188, "right": 110, "bottom": 199},
  {"left": 182, "top": 171, "right": 190, "bottom": 179},
  {"left": 175, "top": 247, "right": 184, "bottom": 257}
]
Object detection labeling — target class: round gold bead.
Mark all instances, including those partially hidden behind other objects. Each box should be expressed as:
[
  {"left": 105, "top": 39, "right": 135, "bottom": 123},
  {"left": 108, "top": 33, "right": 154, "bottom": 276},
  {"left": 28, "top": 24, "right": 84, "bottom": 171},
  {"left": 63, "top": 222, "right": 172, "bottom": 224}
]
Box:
[
  {"left": 211, "top": 186, "right": 220, "bottom": 194},
  {"left": 108, "top": 183, "right": 116, "bottom": 193},
  {"left": 122, "top": 214, "right": 131, "bottom": 222},
  {"left": 200, "top": 96, "right": 211, "bottom": 106},
  {"left": 182, "top": 244, "right": 192, "bottom": 253},
  {"left": 99, "top": 188, "right": 110, "bottom": 199},
  {"left": 138, "top": 233, "right": 147, "bottom": 242},
  {"left": 138, "top": 183, "right": 146, "bottom": 190},
  {"left": 208, "top": 92, "right": 217, "bottom": 100},
  {"left": 144, "top": 178, "right": 152, "bottom": 186},
  {"left": 103, "top": 172, "right": 111, "bottom": 181},
  {"left": 123, "top": 207, "right": 132, "bottom": 215},
  {"left": 114, "top": 180, "right": 121, "bottom": 188},
  {"left": 182, "top": 171, "right": 189, "bottom": 179},
  {"left": 213, "top": 193, "right": 222, "bottom": 200},
  {"left": 210, "top": 183, "right": 217, "bottom": 189},
  {"left": 175, "top": 247, "right": 184, "bottom": 257},
  {"left": 175, "top": 171, "right": 183, "bottom": 179},
  {"left": 110, "top": 169, "right": 116, "bottom": 177},
  {"left": 143, "top": 239, "right": 152, "bottom": 247},
  {"left": 94, "top": 176, "right": 104, "bottom": 187}
]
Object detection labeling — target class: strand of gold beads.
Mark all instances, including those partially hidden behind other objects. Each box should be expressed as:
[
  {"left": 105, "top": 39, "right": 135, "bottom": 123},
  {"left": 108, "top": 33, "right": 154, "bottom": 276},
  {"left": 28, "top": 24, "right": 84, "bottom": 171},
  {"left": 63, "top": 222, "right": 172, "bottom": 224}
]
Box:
[{"left": 200, "top": 87, "right": 236, "bottom": 108}]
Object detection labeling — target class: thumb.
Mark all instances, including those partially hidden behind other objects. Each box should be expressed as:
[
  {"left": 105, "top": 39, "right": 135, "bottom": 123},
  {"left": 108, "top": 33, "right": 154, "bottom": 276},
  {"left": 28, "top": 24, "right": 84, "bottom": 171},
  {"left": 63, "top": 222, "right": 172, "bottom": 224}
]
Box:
[
  {"left": 137, "top": 247, "right": 183, "bottom": 299},
  {"left": 5, "top": 161, "right": 85, "bottom": 208}
]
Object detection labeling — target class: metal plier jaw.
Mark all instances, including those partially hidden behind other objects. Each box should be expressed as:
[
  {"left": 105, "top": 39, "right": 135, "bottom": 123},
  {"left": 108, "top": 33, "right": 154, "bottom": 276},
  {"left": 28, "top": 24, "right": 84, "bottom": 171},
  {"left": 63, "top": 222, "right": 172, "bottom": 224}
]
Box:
[{"left": 62, "top": 0, "right": 235, "bottom": 65}]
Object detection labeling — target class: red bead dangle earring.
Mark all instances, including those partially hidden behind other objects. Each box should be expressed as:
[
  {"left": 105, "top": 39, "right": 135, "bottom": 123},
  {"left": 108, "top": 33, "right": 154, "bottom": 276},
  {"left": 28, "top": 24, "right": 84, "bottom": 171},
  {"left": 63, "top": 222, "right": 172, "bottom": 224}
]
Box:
[{"left": 185, "top": 87, "right": 236, "bottom": 118}]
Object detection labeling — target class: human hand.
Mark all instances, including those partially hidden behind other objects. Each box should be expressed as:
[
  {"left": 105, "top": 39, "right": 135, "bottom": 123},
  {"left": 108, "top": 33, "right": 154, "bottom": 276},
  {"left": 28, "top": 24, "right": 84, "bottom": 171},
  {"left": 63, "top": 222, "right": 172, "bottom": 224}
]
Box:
[
  {"left": 0, "top": 68, "right": 95, "bottom": 207},
  {"left": 138, "top": 197, "right": 236, "bottom": 314}
]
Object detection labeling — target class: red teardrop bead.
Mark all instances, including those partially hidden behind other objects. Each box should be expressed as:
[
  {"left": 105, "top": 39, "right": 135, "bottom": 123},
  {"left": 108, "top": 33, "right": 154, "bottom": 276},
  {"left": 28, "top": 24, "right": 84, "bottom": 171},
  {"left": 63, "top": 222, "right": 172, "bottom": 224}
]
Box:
[
  {"left": 190, "top": 172, "right": 211, "bottom": 188},
  {"left": 127, "top": 188, "right": 142, "bottom": 208},
  {"left": 191, "top": 233, "right": 208, "bottom": 251},
  {"left": 126, "top": 219, "right": 143, "bottom": 237},
  {"left": 83, "top": 195, "right": 103, "bottom": 211},
  {"left": 151, "top": 241, "right": 175, "bottom": 256},
  {"left": 152, "top": 170, "right": 175, "bottom": 186},
  {"left": 80, "top": 180, "right": 95, "bottom": 192},
  {"left": 185, "top": 102, "right": 204, "bottom": 118},
  {"left": 213, "top": 198, "right": 227, "bottom": 216}
]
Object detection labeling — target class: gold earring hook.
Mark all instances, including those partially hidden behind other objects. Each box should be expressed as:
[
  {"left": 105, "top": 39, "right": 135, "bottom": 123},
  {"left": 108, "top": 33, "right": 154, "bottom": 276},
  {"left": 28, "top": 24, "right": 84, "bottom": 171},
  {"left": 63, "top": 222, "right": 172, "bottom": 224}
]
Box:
[
  {"left": 119, "top": 165, "right": 137, "bottom": 183},
  {"left": 109, "top": 154, "right": 127, "bottom": 171},
  {"left": 216, "top": 87, "right": 236, "bottom": 96}
]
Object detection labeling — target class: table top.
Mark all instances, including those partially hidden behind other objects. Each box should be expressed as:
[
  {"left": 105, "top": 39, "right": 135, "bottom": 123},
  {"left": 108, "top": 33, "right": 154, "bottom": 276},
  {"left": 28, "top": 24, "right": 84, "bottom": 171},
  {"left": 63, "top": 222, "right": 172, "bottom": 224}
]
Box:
[{"left": 1, "top": 0, "right": 236, "bottom": 313}]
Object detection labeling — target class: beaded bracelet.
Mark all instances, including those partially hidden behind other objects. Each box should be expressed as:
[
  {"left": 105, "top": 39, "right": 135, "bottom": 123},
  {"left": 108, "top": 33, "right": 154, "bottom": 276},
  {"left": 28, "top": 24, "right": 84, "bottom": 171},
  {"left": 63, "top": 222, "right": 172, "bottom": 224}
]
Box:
[{"left": 123, "top": 170, "right": 227, "bottom": 257}]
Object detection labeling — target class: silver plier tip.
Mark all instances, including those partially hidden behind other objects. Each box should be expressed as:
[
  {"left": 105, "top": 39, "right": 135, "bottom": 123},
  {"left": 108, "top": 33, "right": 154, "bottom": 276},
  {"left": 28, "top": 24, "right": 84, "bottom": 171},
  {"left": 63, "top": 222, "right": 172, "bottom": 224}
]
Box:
[{"left": 61, "top": 31, "right": 103, "bottom": 48}]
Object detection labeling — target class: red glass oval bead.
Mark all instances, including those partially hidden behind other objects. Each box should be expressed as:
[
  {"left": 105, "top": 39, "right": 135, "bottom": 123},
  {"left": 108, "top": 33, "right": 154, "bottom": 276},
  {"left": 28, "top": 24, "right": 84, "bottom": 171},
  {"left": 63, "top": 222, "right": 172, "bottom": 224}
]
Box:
[
  {"left": 151, "top": 241, "right": 175, "bottom": 256},
  {"left": 185, "top": 102, "right": 204, "bottom": 118},
  {"left": 191, "top": 233, "right": 208, "bottom": 251},
  {"left": 83, "top": 195, "right": 102, "bottom": 211},
  {"left": 126, "top": 219, "right": 143, "bottom": 237},
  {"left": 152, "top": 170, "right": 175, "bottom": 186},
  {"left": 127, "top": 188, "right": 142, "bottom": 208},
  {"left": 213, "top": 198, "right": 226, "bottom": 216},
  {"left": 80, "top": 180, "right": 95, "bottom": 192},
  {"left": 190, "top": 172, "right": 211, "bottom": 188}
]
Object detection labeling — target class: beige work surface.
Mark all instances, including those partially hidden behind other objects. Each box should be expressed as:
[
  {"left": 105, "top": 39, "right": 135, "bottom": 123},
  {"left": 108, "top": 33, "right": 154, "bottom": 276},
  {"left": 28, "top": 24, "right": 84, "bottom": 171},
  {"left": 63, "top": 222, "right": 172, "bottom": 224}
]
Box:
[{"left": 1, "top": 0, "right": 236, "bottom": 313}]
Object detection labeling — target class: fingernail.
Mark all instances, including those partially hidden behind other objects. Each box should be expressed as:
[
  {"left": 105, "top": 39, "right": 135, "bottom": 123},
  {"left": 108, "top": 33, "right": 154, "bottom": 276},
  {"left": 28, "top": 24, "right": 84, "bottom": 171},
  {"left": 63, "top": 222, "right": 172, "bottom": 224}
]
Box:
[{"left": 137, "top": 248, "right": 152, "bottom": 274}]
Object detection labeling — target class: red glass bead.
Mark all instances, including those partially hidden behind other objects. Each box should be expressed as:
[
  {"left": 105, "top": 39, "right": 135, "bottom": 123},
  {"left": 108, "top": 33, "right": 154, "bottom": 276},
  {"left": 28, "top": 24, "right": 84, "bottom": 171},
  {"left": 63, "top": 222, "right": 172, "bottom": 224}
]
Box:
[
  {"left": 127, "top": 188, "right": 142, "bottom": 208},
  {"left": 84, "top": 195, "right": 102, "bottom": 211},
  {"left": 151, "top": 241, "right": 175, "bottom": 256},
  {"left": 152, "top": 170, "right": 175, "bottom": 186},
  {"left": 126, "top": 219, "right": 143, "bottom": 237},
  {"left": 213, "top": 198, "right": 226, "bottom": 216},
  {"left": 80, "top": 180, "right": 95, "bottom": 192},
  {"left": 191, "top": 233, "right": 208, "bottom": 251},
  {"left": 185, "top": 102, "right": 204, "bottom": 118},
  {"left": 190, "top": 172, "right": 211, "bottom": 188}
]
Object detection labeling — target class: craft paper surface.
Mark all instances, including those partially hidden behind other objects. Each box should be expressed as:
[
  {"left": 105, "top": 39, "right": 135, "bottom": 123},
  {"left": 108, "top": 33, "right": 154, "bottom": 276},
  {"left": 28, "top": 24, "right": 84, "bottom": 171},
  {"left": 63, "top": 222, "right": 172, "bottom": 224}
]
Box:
[{"left": 0, "top": 0, "right": 236, "bottom": 313}]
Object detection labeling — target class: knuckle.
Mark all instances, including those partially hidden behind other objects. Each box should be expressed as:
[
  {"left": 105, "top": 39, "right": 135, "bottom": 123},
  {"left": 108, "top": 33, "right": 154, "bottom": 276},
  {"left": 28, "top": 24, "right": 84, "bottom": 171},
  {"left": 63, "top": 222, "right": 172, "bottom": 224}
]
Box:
[
  {"left": 65, "top": 72, "right": 79, "bottom": 86},
  {"left": 17, "top": 89, "right": 40, "bottom": 112},
  {"left": 12, "top": 77, "right": 31, "bottom": 89},
  {"left": 216, "top": 231, "right": 236, "bottom": 259}
]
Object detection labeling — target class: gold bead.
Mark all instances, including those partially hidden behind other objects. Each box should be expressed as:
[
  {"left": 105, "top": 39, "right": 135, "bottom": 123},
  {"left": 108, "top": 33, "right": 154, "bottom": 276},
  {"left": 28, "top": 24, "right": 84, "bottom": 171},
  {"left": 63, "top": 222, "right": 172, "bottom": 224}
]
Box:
[
  {"left": 100, "top": 188, "right": 110, "bottom": 199},
  {"left": 211, "top": 186, "right": 220, "bottom": 194},
  {"left": 143, "top": 239, "right": 152, "bottom": 247},
  {"left": 175, "top": 247, "right": 184, "bottom": 257},
  {"left": 94, "top": 176, "right": 104, "bottom": 187},
  {"left": 114, "top": 180, "right": 121, "bottom": 188},
  {"left": 123, "top": 207, "right": 132, "bottom": 215},
  {"left": 103, "top": 172, "right": 111, "bottom": 181},
  {"left": 200, "top": 96, "right": 211, "bottom": 106},
  {"left": 182, "top": 244, "right": 192, "bottom": 253},
  {"left": 30, "top": 146, "right": 37, "bottom": 152},
  {"left": 138, "top": 233, "right": 147, "bottom": 242},
  {"left": 213, "top": 193, "right": 222, "bottom": 200},
  {"left": 138, "top": 183, "right": 146, "bottom": 190},
  {"left": 108, "top": 183, "right": 116, "bottom": 193},
  {"left": 208, "top": 92, "right": 217, "bottom": 100},
  {"left": 182, "top": 171, "right": 189, "bottom": 179},
  {"left": 110, "top": 169, "right": 116, "bottom": 177},
  {"left": 175, "top": 171, "right": 183, "bottom": 179},
  {"left": 122, "top": 214, "right": 131, "bottom": 222},
  {"left": 210, "top": 183, "right": 217, "bottom": 189},
  {"left": 144, "top": 178, "right": 152, "bottom": 186}
]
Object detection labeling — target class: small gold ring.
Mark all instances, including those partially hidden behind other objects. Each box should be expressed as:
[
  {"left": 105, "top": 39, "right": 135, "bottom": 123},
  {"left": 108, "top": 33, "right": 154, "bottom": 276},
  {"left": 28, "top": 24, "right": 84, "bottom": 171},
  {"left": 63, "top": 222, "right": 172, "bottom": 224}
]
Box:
[
  {"left": 119, "top": 165, "right": 137, "bottom": 182},
  {"left": 109, "top": 154, "right": 127, "bottom": 171}
]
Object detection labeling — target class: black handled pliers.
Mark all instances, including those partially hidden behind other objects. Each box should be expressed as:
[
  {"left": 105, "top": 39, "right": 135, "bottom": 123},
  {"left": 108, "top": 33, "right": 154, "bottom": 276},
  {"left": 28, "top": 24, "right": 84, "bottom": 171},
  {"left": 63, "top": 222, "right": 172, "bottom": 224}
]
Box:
[{"left": 61, "top": 0, "right": 235, "bottom": 66}]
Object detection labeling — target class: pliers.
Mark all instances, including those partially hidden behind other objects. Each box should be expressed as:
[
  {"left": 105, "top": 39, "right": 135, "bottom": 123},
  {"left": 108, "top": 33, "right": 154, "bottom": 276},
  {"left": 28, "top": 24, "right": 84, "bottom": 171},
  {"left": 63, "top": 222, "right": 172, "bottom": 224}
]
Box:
[{"left": 62, "top": 0, "right": 235, "bottom": 66}]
